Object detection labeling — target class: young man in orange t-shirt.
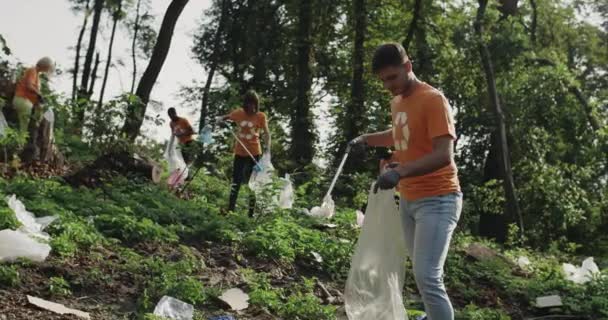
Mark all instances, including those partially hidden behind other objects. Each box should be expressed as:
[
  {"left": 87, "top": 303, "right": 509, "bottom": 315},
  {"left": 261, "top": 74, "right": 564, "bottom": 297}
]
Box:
[
  {"left": 217, "top": 90, "right": 271, "bottom": 216},
  {"left": 13, "top": 57, "right": 54, "bottom": 132},
  {"left": 168, "top": 108, "right": 196, "bottom": 165},
  {"left": 351, "top": 43, "right": 462, "bottom": 320}
]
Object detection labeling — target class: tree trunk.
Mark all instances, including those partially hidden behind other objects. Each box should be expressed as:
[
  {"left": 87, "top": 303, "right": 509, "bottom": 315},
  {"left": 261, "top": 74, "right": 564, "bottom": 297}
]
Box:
[
  {"left": 199, "top": 0, "right": 230, "bottom": 132},
  {"left": 121, "top": 0, "right": 189, "bottom": 141},
  {"left": 98, "top": 0, "right": 122, "bottom": 109},
  {"left": 72, "top": 0, "right": 92, "bottom": 103},
  {"left": 76, "top": 0, "right": 104, "bottom": 131},
  {"left": 343, "top": 0, "right": 367, "bottom": 172},
  {"left": 475, "top": 0, "right": 524, "bottom": 240},
  {"left": 479, "top": 132, "right": 509, "bottom": 242},
  {"left": 403, "top": 0, "right": 422, "bottom": 51},
  {"left": 290, "top": 0, "right": 315, "bottom": 170},
  {"left": 131, "top": 0, "right": 142, "bottom": 94},
  {"left": 88, "top": 52, "right": 100, "bottom": 96}
]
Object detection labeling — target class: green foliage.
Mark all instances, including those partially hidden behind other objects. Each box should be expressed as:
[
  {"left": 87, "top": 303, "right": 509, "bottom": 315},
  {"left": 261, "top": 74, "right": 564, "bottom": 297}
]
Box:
[
  {"left": 94, "top": 213, "right": 179, "bottom": 244},
  {"left": 455, "top": 304, "right": 511, "bottom": 320},
  {"left": 0, "top": 206, "right": 20, "bottom": 230},
  {"left": 48, "top": 276, "right": 72, "bottom": 296},
  {"left": 0, "top": 265, "right": 20, "bottom": 287}
]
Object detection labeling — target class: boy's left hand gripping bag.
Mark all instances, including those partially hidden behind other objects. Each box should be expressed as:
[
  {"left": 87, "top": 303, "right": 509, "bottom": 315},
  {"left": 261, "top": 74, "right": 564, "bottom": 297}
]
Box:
[{"left": 344, "top": 186, "right": 408, "bottom": 320}]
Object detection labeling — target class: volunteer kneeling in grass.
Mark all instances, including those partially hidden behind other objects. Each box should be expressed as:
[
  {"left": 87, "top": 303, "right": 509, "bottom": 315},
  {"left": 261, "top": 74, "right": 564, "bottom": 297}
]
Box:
[{"left": 350, "top": 43, "right": 462, "bottom": 320}]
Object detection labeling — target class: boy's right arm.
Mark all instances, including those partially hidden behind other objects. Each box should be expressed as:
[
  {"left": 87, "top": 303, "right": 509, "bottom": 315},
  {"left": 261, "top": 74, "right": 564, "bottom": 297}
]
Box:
[{"left": 353, "top": 129, "right": 393, "bottom": 147}]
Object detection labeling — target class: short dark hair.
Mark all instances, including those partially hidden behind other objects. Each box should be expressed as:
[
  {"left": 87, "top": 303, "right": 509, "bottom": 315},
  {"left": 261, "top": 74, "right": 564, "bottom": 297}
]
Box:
[
  {"left": 168, "top": 107, "right": 177, "bottom": 115},
  {"left": 372, "top": 43, "right": 408, "bottom": 73}
]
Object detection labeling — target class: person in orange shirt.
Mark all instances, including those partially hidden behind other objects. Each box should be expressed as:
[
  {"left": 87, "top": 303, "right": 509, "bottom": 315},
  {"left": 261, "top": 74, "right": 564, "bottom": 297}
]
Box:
[
  {"left": 217, "top": 90, "right": 271, "bottom": 216},
  {"left": 13, "top": 57, "right": 54, "bottom": 132},
  {"left": 168, "top": 108, "right": 195, "bottom": 165},
  {"left": 350, "top": 43, "right": 461, "bottom": 320}
]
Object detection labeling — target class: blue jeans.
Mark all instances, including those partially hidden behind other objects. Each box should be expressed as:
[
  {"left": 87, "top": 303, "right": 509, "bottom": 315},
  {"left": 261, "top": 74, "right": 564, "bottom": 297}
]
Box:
[{"left": 400, "top": 192, "right": 462, "bottom": 320}]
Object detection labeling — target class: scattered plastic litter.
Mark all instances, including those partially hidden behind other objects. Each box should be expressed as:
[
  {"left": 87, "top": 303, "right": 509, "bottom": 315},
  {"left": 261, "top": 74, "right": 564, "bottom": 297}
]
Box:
[
  {"left": 308, "top": 195, "right": 335, "bottom": 219},
  {"left": 356, "top": 210, "right": 365, "bottom": 227},
  {"left": 153, "top": 296, "right": 194, "bottom": 320},
  {"left": 27, "top": 295, "right": 90, "bottom": 319},
  {"left": 0, "top": 111, "right": 9, "bottom": 137},
  {"left": 278, "top": 174, "right": 294, "bottom": 209},
  {"left": 7, "top": 195, "right": 57, "bottom": 240},
  {"left": 517, "top": 256, "right": 531, "bottom": 269},
  {"left": 219, "top": 288, "right": 249, "bottom": 311},
  {"left": 535, "top": 295, "right": 563, "bottom": 308},
  {"left": 311, "top": 251, "right": 323, "bottom": 263},
  {"left": 0, "top": 195, "right": 56, "bottom": 262},
  {"left": 562, "top": 257, "right": 600, "bottom": 284}
]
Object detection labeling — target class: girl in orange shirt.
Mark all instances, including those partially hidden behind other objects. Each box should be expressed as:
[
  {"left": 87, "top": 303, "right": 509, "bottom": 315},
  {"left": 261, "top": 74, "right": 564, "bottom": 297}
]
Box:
[{"left": 217, "top": 90, "right": 271, "bottom": 216}]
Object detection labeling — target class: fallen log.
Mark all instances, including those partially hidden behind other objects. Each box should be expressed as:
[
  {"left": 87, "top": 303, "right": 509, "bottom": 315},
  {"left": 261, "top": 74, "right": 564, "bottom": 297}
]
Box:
[{"left": 64, "top": 151, "right": 162, "bottom": 188}]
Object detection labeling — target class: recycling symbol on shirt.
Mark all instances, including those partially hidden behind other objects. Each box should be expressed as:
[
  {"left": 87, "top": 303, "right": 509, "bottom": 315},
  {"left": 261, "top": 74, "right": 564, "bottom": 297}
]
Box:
[
  {"left": 238, "top": 120, "right": 256, "bottom": 140},
  {"left": 393, "top": 111, "right": 409, "bottom": 151}
]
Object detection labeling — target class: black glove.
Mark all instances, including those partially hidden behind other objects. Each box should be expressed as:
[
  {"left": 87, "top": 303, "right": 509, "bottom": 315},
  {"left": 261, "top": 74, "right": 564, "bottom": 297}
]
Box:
[
  {"left": 348, "top": 135, "right": 368, "bottom": 153},
  {"left": 373, "top": 169, "right": 401, "bottom": 193}
]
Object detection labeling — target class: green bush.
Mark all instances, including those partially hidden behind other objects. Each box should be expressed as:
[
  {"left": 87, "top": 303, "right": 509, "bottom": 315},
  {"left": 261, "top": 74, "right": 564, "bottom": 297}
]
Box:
[{"left": 48, "top": 276, "right": 72, "bottom": 296}]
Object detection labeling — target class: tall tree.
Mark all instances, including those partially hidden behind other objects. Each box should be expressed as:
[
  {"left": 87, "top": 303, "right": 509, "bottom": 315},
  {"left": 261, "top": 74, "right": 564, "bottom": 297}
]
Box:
[
  {"left": 76, "top": 0, "right": 104, "bottom": 132},
  {"left": 72, "top": 0, "right": 92, "bottom": 103},
  {"left": 198, "top": 0, "right": 230, "bottom": 132},
  {"left": 290, "top": 0, "right": 316, "bottom": 170},
  {"left": 130, "top": 0, "right": 142, "bottom": 94},
  {"left": 475, "top": 0, "right": 524, "bottom": 240},
  {"left": 98, "top": 0, "right": 123, "bottom": 109},
  {"left": 122, "top": 0, "right": 189, "bottom": 141},
  {"left": 343, "top": 0, "right": 367, "bottom": 172}
]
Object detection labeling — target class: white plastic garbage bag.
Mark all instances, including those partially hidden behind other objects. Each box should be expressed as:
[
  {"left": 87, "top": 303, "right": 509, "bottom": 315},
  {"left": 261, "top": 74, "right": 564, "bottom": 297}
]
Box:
[
  {"left": 153, "top": 296, "right": 194, "bottom": 320},
  {"left": 563, "top": 257, "right": 600, "bottom": 284},
  {"left": 278, "top": 174, "right": 294, "bottom": 209},
  {"left": 198, "top": 124, "right": 214, "bottom": 144},
  {"left": 7, "top": 195, "right": 57, "bottom": 240},
  {"left": 0, "top": 230, "right": 51, "bottom": 262},
  {"left": 356, "top": 210, "right": 365, "bottom": 228},
  {"left": 0, "top": 111, "right": 9, "bottom": 137},
  {"left": 308, "top": 195, "right": 335, "bottom": 219},
  {"left": 249, "top": 152, "right": 274, "bottom": 192},
  {"left": 164, "top": 136, "right": 188, "bottom": 188},
  {"left": 344, "top": 187, "right": 408, "bottom": 320}
]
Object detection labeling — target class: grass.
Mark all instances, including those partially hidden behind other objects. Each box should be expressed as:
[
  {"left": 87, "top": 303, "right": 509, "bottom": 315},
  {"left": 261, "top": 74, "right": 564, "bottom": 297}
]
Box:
[{"left": 0, "top": 173, "right": 605, "bottom": 319}]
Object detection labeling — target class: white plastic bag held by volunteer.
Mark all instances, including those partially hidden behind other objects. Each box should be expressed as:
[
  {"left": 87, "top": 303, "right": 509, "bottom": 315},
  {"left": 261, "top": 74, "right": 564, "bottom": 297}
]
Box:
[
  {"left": 278, "top": 174, "right": 294, "bottom": 209},
  {"left": 344, "top": 187, "right": 408, "bottom": 320},
  {"left": 249, "top": 152, "right": 274, "bottom": 192},
  {"left": 164, "top": 135, "right": 188, "bottom": 188}
]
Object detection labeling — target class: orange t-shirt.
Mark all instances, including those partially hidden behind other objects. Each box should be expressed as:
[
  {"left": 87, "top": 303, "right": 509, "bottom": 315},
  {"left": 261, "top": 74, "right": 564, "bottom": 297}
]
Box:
[
  {"left": 228, "top": 108, "right": 267, "bottom": 157},
  {"left": 391, "top": 82, "right": 460, "bottom": 201},
  {"left": 14, "top": 67, "right": 40, "bottom": 104},
  {"left": 170, "top": 117, "right": 194, "bottom": 144}
]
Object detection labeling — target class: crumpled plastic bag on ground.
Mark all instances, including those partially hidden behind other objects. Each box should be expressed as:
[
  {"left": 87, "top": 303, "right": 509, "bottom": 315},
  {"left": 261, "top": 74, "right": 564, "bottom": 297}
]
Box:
[
  {"left": 278, "top": 174, "right": 294, "bottom": 209},
  {"left": 249, "top": 152, "right": 274, "bottom": 192},
  {"left": 7, "top": 195, "right": 57, "bottom": 240},
  {"left": 0, "top": 195, "right": 57, "bottom": 262},
  {"left": 153, "top": 296, "right": 194, "bottom": 320},
  {"left": 356, "top": 210, "right": 365, "bottom": 228},
  {"left": 562, "top": 257, "right": 600, "bottom": 284},
  {"left": 344, "top": 187, "right": 408, "bottom": 320},
  {"left": 308, "top": 195, "right": 335, "bottom": 219},
  {"left": 164, "top": 136, "right": 188, "bottom": 188}
]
